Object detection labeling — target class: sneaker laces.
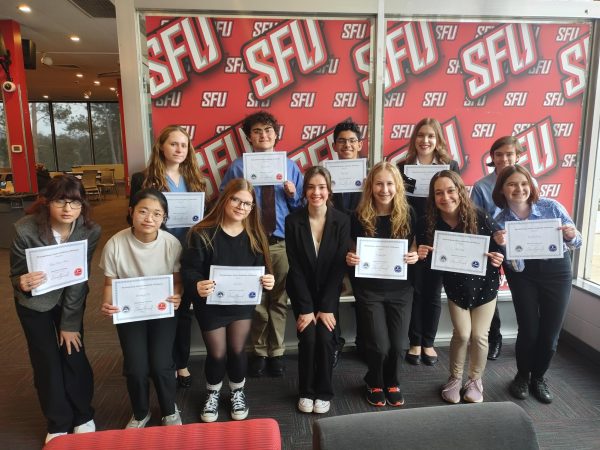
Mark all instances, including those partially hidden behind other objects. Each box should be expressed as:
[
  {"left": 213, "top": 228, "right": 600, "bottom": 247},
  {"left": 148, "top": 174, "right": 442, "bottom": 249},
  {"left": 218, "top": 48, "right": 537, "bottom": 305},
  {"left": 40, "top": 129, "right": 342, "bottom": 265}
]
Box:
[
  {"left": 203, "top": 391, "right": 219, "bottom": 412},
  {"left": 231, "top": 390, "right": 246, "bottom": 411},
  {"left": 534, "top": 378, "right": 550, "bottom": 395},
  {"left": 464, "top": 379, "right": 482, "bottom": 392},
  {"left": 387, "top": 386, "right": 401, "bottom": 393},
  {"left": 368, "top": 387, "right": 383, "bottom": 393}
]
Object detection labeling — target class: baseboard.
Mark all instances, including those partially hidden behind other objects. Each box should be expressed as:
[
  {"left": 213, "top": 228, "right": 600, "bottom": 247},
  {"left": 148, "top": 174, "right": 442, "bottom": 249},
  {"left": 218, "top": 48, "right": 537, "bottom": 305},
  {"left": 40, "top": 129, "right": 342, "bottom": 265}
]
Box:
[{"left": 560, "top": 330, "right": 600, "bottom": 368}]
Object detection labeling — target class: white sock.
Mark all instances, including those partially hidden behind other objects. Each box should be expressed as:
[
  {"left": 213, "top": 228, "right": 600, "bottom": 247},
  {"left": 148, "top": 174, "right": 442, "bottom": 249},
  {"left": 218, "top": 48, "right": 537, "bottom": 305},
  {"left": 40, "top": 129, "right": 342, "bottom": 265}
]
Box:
[
  {"left": 229, "top": 379, "right": 245, "bottom": 391},
  {"left": 206, "top": 381, "right": 222, "bottom": 392}
]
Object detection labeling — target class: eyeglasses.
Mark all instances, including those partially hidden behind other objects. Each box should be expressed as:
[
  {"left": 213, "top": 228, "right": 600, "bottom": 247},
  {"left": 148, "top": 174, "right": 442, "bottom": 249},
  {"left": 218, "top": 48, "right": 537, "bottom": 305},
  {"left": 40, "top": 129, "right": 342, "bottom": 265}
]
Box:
[
  {"left": 335, "top": 138, "right": 360, "bottom": 145},
  {"left": 251, "top": 126, "right": 274, "bottom": 136},
  {"left": 135, "top": 209, "right": 165, "bottom": 221},
  {"left": 230, "top": 196, "right": 254, "bottom": 210},
  {"left": 51, "top": 199, "right": 82, "bottom": 209}
]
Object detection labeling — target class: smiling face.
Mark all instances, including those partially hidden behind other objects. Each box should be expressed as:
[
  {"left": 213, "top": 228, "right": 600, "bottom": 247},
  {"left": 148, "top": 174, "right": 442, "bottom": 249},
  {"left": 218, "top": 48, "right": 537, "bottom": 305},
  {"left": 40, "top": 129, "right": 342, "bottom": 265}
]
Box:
[
  {"left": 434, "top": 176, "right": 460, "bottom": 218},
  {"left": 415, "top": 124, "right": 437, "bottom": 163},
  {"left": 334, "top": 130, "right": 362, "bottom": 160},
  {"left": 305, "top": 173, "right": 329, "bottom": 208},
  {"left": 160, "top": 130, "right": 189, "bottom": 166},
  {"left": 492, "top": 144, "right": 518, "bottom": 172},
  {"left": 130, "top": 197, "right": 165, "bottom": 239},
  {"left": 248, "top": 122, "right": 276, "bottom": 152},
  {"left": 49, "top": 198, "right": 82, "bottom": 228},
  {"left": 224, "top": 189, "right": 254, "bottom": 223},
  {"left": 502, "top": 172, "right": 531, "bottom": 206},
  {"left": 372, "top": 169, "right": 397, "bottom": 213}
]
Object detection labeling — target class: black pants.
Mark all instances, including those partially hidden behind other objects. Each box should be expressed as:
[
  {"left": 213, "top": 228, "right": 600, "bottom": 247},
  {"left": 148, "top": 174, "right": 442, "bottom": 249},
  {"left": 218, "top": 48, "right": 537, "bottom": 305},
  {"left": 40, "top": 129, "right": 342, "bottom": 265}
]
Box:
[
  {"left": 505, "top": 253, "right": 573, "bottom": 379},
  {"left": 297, "top": 320, "right": 336, "bottom": 400},
  {"left": 116, "top": 317, "right": 177, "bottom": 419},
  {"left": 488, "top": 304, "right": 502, "bottom": 344},
  {"left": 408, "top": 262, "right": 443, "bottom": 348},
  {"left": 173, "top": 293, "right": 193, "bottom": 370},
  {"left": 354, "top": 284, "right": 412, "bottom": 388},
  {"left": 16, "top": 302, "right": 94, "bottom": 433}
]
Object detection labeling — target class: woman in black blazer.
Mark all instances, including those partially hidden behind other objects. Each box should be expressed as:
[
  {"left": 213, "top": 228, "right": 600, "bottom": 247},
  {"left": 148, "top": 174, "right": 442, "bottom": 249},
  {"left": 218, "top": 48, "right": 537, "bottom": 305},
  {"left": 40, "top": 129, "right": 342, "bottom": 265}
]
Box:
[
  {"left": 397, "top": 117, "right": 459, "bottom": 367},
  {"left": 285, "top": 166, "right": 350, "bottom": 414}
]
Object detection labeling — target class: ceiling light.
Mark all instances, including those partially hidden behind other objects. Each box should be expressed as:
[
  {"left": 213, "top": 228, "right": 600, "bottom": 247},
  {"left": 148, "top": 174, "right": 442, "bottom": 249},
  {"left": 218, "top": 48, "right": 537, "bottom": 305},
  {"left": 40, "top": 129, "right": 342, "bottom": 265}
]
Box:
[
  {"left": 83, "top": 90, "right": 91, "bottom": 99},
  {"left": 109, "top": 87, "right": 116, "bottom": 91},
  {"left": 40, "top": 54, "right": 53, "bottom": 66},
  {"left": 18, "top": 4, "right": 32, "bottom": 13},
  {"left": 70, "top": 35, "right": 80, "bottom": 42},
  {"left": 93, "top": 80, "right": 101, "bottom": 86},
  {"left": 42, "top": 95, "right": 49, "bottom": 99},
  {"left": 76, "top": 73, "right": 83, "bottom": 78}
]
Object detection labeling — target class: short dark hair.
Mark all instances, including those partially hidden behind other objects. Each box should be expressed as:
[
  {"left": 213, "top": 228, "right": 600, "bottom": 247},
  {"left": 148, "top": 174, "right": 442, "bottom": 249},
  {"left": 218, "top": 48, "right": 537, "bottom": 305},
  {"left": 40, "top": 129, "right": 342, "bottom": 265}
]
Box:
[
  {"left": 128, "top": 188, "right": 169, "bottom": 229},
  {"left": 242, "top": 111, "right": 280, "bottom": 144},
  {"left": 333, "top": 121, "right": 361, "bottom": 142},
  {"left": 492, "top": 165, "right": 539, "bottom": 209},
  {"left": 487, "top": 136, "right": 525, "bottom": 167}
]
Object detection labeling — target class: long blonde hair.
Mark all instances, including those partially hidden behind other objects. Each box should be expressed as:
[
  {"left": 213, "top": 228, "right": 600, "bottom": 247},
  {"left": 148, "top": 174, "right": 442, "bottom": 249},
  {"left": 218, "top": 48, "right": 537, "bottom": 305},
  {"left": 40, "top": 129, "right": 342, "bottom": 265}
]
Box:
[
  {"left": 142, "top": 125, "right": 206, "bottom": 192},
  {"left": 406, "top": 118, "right": 452, "bottom": 165},
  {"left": 190, "top": 178, "right": 272, "bottom": 272},
  {"left": 356, "top": 162, "right": 412, "bottom": 238}
]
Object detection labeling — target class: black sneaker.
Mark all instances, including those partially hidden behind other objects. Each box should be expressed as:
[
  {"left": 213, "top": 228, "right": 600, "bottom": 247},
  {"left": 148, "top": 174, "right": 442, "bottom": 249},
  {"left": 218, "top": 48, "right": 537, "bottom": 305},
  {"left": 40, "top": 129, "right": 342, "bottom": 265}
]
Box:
[
  {"left": 530, "top": 378, "right": 553, "bottom": 404},
  {"left": 268, "top": 356, "right": 285, "bottom": 377},
  {"left": 509, "top": 373, "right": 530, "bottom": 400},
  {"left": 385, "top": 386, "right": 405, "bottom": 407},
  {"left": 230, "top": 388, "right": 249, "bottom": 420},
  {"left": 366, "top": 386, "right": 386, "bottom": 407},
  {"left": 200, "top": 390, "right": 220, "bottom": 423},
  {"left": 249, "top": 356, "right": 267, "bottom": 377}
]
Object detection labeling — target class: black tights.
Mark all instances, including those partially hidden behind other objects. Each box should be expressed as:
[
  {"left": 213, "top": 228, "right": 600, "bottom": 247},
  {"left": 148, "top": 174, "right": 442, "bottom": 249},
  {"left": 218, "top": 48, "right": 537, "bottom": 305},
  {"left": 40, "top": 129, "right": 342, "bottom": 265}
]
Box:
[{"left": 203, "top": 319, "right": 251, "bottom": 385}]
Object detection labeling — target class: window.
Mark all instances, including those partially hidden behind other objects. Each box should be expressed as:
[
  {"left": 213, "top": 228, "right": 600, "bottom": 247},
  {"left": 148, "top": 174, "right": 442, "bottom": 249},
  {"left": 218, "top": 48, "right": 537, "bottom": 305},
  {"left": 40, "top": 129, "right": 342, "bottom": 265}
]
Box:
[
  {"left": 52, "top": 103, "right": 93, "bottom": 170},
  {"left": 0, "top": 102, "right": 8, "bottom": 168},
  {"left": 29, "top": 102, "right": 55, "bottom": 171},
  {"left": 91, "top": 103, "right": 123, "bottom": 164}
]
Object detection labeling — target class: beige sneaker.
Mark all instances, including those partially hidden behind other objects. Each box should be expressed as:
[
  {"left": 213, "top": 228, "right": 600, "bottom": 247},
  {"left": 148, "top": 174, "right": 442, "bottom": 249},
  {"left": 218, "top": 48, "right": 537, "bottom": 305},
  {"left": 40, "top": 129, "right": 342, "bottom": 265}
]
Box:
[
  {"left": 441, "top": 376, "right": 462, "bottom": 404},
  {"left": 463, "top": 378, "right": 484, "bottom": 403}
]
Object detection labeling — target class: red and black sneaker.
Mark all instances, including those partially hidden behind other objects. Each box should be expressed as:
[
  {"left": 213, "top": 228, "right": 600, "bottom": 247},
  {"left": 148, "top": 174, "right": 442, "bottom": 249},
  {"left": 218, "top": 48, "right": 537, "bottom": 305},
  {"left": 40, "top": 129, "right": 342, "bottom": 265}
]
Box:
[
  {"left": 366, "top": 386, "right": 386, "bottom": 406},
  {"left": 385, "top": 386, "right": 405, "bottom": 407}
]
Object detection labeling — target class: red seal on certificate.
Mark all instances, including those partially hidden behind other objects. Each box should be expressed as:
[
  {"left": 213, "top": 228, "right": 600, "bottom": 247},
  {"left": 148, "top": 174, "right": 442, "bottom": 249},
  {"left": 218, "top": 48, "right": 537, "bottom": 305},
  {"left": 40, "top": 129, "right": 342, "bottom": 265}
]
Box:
[
  {"left": 276, "top": 173, "right": 283, "bottom": 181},
  {"left": 157, "top": 302, "right": 167, "bottom": 311},
  {"left": 74, "top": 267, "right": 83, "bottom": 276}
]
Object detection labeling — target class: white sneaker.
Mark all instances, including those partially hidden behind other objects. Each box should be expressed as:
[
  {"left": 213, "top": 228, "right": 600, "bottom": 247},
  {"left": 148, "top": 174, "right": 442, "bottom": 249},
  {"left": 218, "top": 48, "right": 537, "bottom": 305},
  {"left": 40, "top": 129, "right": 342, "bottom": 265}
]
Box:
[
  {"left": 45, "top": 432, "right": 67, "bottom": 444},
  {"left": 161, "top": 406, "right": 182, "bottom": 426},
  {"left": 73, "top": 419, "right": 96, "bottom": 434},
  {"left": 313, "top": 399, "right": 330, "bottom": 414},
  {"left": 125, "top": 411, "right": 151, "bottom": 429},
  {"left": 298, "top": 397, "right": 314, "bottom": 413},
  {"left": 200, "top": 390, "right": 220, "bottom": 423}
]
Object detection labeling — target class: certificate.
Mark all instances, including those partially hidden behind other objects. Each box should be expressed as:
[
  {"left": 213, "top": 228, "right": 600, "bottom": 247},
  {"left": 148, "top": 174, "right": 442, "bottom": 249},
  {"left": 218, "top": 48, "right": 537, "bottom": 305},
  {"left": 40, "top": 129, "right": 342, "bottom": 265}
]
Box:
[
  {"left": 322, "top": 158, "right": 367, "bottom": 193},
  {"left": 243, "top": 152, "right": 287, "bottom": 186},
  {"left": 163, "top": 192, "right": 205, "bottom": 228},
  {"left": 206, "top": 265, "right": 264, "bottom": 305},
  {"left": 112, "top": 275, "right": 174, "bottom": 324},
  {"left": 403, "top": 165, "right": 450, "bottom": 197},
  {"left": 431, "top": 231, "right": 489, "bottom": 276},
  {"left": 505, "top": 218, "right": 563, "bottom": 260},
  {"left": 25, "top": 240, "right": 88, "bottom": 296},
  {"left": 355, "top": 237, "right": 408, "bottom": 280}
]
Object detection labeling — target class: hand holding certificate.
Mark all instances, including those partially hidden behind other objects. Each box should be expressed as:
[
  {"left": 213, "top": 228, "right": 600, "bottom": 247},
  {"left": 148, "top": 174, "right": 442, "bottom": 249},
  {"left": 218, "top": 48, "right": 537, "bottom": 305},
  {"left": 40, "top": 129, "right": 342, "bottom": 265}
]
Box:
[
  {"left": 322, "top": 158, "right": 367, "bottom": 193},
  {"left": 403, "top": 165, "right": 450, "bottom": 197},
  {"left": 505, "top": 218, "right": 563, "bottom": 259},
  {"left": 431, "top": 231, "right": 490, "bottom": 276},
  {"left": 243, "top": 152, "right": 287, "bottom": 186},
  {"left": 163, "top": 192, "right": 205, "bottom": 228},
  {"left": 354, "top": 237, "right": 409, "bottom": 280},
  {"left": 111, "top": 275, "right": 175, "bottom": 324},
  {"left": 206, "top": 265, "right": 265, "bottom": 305}
]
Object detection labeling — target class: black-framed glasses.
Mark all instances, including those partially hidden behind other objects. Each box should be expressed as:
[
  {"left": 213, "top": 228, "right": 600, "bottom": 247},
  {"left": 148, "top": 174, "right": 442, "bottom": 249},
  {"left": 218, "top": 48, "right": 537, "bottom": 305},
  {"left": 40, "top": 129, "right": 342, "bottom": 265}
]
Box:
[
  {"left": 336, "top": 138, "right": 360, "bottom": 145},
  {"left": 51, "top": 199, "right": 83, "bottom": 209},
  {"left": 230, "top": 196, "right": 254, "bottom": 210}
]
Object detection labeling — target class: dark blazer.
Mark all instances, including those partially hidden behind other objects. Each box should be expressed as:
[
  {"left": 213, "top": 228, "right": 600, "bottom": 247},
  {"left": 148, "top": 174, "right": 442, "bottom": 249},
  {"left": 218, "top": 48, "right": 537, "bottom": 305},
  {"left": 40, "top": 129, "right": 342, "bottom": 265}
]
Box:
[
  {"left": 9, "top": 215, "right": 101, "bottom": 331},
  {"left": 332, "top": 191, "right": 362, "bottom": 216},
  {"left": 285, "top": 206, "right": 350, "bottom": 317}
]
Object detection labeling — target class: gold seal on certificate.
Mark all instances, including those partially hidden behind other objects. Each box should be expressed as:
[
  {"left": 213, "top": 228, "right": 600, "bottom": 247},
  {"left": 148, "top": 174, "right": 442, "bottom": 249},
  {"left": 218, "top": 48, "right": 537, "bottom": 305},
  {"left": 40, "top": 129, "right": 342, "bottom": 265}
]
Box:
[
  {"left": 112, "top": 275, "right": 175, "bottom": 324},
  {"left": 403, "top": 165, "right": 450, "bottom": 198},
  {"left": 206, "top": 265, "right": 265, "bottom": 305},
  {"left": 243, "top": 152, "right": 287, "bottom": 186},
  {"left": 163, "top": 192, "right": 205, "bottom": 228},
  {"left": 505, "top": 218, "right": 563, "bottom": 260},
  {"left": 431, "top": 231, "right": 489, "bottom": 276},
  {"left": 355, "top": 237, "right": 408, "bottom": 280},
  {"left": 322, "top": 158, "right": 367, "bottom": 193}
]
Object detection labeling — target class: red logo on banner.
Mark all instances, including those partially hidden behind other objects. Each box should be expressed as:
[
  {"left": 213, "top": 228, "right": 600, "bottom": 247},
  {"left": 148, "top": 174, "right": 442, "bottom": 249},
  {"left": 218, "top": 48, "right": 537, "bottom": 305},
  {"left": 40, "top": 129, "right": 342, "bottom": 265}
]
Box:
[
  {"left": 558, "top": 33, "right": 589, "bottom": 99},
  {"left": 74, "top": 268, "right": 83, "bottom": 276}
]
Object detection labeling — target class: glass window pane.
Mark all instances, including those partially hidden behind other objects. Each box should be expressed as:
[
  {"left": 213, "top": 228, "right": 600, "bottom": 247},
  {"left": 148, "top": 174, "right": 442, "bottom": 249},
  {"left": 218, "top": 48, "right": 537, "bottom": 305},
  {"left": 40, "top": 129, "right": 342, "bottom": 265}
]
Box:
[
  {"left": 91, "top": 103, "right": 123, "bottom": 164},
  {"left": 0, "top": 102, "right": 9, "bottom": 168},
  {"left": 53, "top": 103, "right": 92, "bottom": 171},
  {"left": 29, "top": 102, "right": 56, "bottom": 171}
]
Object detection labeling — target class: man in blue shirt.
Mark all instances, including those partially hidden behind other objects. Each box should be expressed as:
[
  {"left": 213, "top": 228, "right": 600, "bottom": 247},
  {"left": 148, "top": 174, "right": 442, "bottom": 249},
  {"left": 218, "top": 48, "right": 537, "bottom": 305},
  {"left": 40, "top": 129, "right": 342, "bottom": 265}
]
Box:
[
  {"left": 221, "top": 111, "right": 303, "bottom": 377},
  {"left": 471, "top": 136, "right": 524, "bottom": 360}
]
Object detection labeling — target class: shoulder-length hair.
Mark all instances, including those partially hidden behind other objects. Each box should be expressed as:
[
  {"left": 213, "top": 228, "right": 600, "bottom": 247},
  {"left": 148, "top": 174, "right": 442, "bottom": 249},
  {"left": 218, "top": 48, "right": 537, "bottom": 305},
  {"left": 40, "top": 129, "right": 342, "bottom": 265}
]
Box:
[
  {"left": 425, "top": 170, "right": 478, "bottom": 243},
  {"left": 406, "top": 117, "right": 452, "bottom": 165},
  {"left": 356, "top": 161, "right": 411, "bottom": 238},
  {"left": 303, "top": 165, "right": 333, "bottom": 208},
  {"left": 486, "top": 135, "right": 525, "bottom": 167},
  {"left": 26, "top": 175, "right": 94, "bottom": 240},
  {"left": 190, "top": 178, "right": 272, "bottom": 272},
  {"left": 492, "top": 165, "right": 539, "bottom": 209},
  {"left": 128, "top": 188, "right": 170, "bottom": 230},
  {"left": 141, "top": 125, "right": 206, "bottom": 193}
]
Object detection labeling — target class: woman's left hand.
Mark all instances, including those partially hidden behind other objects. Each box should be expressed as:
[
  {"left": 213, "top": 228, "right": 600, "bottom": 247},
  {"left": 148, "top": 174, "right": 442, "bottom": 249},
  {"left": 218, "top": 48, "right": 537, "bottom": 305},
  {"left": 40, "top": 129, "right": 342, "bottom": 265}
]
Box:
[
  {"left": 19, "top": 271, "right": 46, "bottom": 292},
  {"left": 297, "top": 313, "right": 316, "bottom": 332},
  {"left": 316, "top": 312, "right": 336, "bottom": 332},
  {"left": 486, "top": 251, "right": 504, "bottom": 268},
  {"left": 167, "top": 294, "right": 181, "bottom": 310},
  {"left": 59, "top": 330, "right": 82, "bottom": 355},
  {"left": 559, "top": 225, "right": 577, "bottom": 241},
  {"left": 404, "top": 251, "right": 419, "bottom": 265},
  {"left": 261, "top": 274, "right": 275, "bottom": 290}
]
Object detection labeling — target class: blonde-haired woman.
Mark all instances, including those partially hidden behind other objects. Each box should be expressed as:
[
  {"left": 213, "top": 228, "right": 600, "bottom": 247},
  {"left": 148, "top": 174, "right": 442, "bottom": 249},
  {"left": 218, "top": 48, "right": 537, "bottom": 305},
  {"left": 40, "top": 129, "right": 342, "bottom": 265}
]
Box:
[
  {"left": 181, "top": 178, "right": 274, "bottom": 422},
  {"left": 346, "top": 162, "right": 419, "bottom": 407},
  {"left": 130, "top": 125, "right": 206, "bottom": 388}
]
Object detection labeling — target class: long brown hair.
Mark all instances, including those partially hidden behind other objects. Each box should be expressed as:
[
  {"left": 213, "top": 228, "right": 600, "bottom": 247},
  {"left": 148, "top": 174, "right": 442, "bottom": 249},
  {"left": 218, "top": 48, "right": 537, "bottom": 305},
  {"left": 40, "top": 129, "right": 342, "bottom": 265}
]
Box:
[
  {"left": 142, "top": 125, "right": 206, "bottom": 192},
  {"left": 425, "top": 170, "right": 478, "bottom": 243},
  {"left": 406, "top": 118, "right": 452, "bottom": 164},
  {"left": 190, "top": 178, "right": 272, "bottom": 272},
  {"left": 356, "top": 162, "right": 411, "bottom": 238},
  {"left": 26, "top": 175, "right": 94, "bottom": 241},
  {"left": 303, "top": 165, "right": 333, "bottom": 208}
]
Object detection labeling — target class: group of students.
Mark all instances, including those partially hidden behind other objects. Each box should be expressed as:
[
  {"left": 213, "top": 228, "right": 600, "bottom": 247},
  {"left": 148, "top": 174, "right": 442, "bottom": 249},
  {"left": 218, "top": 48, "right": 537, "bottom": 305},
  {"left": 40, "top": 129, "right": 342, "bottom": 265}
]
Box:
[{"left": 10, "top": 113, "right": 581, "bottom": 444}]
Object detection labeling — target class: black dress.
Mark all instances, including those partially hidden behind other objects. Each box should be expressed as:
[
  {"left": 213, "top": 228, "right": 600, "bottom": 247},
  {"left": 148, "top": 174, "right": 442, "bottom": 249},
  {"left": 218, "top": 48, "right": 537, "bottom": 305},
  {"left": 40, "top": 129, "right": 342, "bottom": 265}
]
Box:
[{"left": 181, "top": 226, "right": 266, "bottom": 330}]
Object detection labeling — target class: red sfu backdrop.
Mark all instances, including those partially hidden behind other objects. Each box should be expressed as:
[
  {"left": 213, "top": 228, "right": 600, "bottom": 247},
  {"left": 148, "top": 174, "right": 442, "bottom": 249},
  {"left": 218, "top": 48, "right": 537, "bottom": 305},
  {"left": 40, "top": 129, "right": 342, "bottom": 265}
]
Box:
[{"left": 146, "top": 16, "right": 590, "bottom": 218}]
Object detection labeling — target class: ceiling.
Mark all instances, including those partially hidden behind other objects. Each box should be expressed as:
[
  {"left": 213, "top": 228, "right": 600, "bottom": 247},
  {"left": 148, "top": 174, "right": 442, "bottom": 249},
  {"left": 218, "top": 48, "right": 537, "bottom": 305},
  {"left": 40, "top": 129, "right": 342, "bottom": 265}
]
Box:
[{"left": 0, "top": 0, "right": 120, "bottom": 101}]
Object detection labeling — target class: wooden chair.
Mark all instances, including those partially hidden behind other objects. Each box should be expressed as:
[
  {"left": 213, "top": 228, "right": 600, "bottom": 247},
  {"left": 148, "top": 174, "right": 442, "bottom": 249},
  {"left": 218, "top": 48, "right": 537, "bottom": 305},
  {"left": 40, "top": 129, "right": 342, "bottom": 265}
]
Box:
[
  {"left": 97, "top": 169, "right": 118, "bottom": 198},
  {"left": 81, "top": 170, "right": 101, "bottom": 201}
]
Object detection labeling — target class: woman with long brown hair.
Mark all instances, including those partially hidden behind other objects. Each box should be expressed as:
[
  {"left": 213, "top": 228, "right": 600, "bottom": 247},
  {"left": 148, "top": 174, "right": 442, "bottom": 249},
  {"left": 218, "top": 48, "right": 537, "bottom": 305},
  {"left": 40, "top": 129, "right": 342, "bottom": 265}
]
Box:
[{"left": 181, "top": 178, "right": 274, "bottom": 422}]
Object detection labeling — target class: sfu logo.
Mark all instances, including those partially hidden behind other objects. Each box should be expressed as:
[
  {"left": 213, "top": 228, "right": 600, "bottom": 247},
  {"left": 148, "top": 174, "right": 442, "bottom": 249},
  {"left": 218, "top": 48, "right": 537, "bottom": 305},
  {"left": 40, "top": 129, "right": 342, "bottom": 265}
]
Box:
[
  {"left": 147, "top": 17, "right": 222, "bottom": 99},
  {"left": 352, "top": 22, "right": 438, "bottom": 100},
  {"left": 460, "top": 24, "right": 538, "bottom": 100},
  {"left": 243, "top": 19, "right": 328, "bottom": 100},
  {"left": 558, "top": 33, "right": 589, "bottom": 99},
  {"left": 516, "top": 117, "right": 558, "bottom": 177}
]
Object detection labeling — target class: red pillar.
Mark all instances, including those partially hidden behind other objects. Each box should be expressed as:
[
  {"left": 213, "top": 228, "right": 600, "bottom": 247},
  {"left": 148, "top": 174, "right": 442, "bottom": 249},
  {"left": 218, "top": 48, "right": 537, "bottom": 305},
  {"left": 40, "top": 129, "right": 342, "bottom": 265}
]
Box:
[{"left": 0, "top": 20, "right": 37, "bottom": 193}]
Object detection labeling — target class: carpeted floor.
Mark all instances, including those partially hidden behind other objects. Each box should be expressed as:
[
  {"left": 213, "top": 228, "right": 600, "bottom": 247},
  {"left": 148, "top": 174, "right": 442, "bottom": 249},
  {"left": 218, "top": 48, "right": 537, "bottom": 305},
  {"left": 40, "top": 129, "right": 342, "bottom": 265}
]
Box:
[{"left": 1, "top": 196, "right": 599, "bottom": 449}]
